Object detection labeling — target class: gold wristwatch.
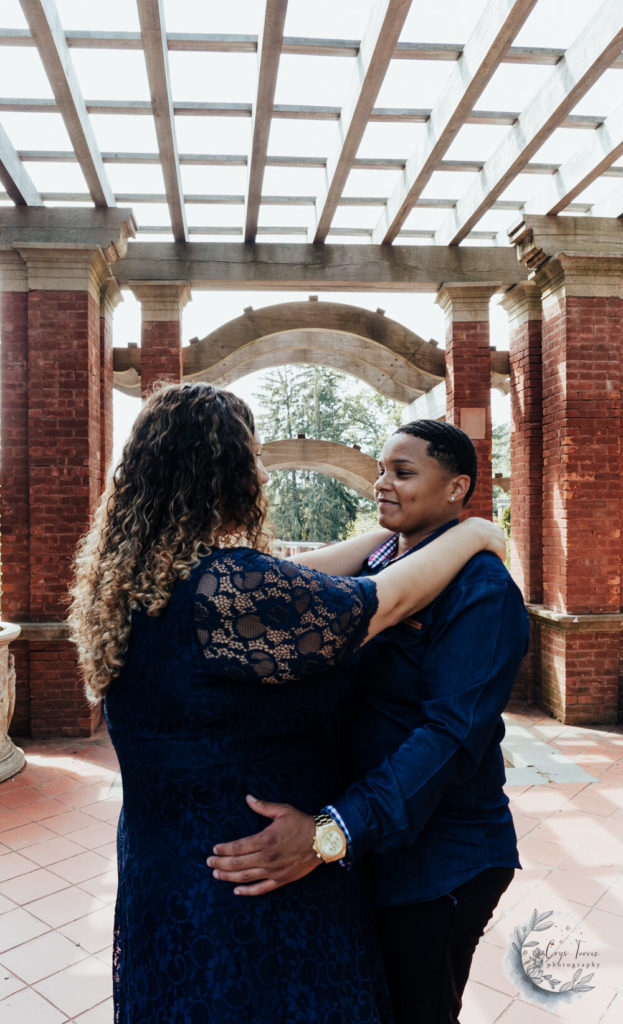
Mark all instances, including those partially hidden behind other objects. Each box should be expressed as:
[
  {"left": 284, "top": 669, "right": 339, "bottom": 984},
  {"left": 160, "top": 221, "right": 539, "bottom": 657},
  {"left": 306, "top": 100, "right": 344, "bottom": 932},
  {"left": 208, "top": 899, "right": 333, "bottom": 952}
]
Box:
[{"left": 312, "top": 812, "right": 347, "bottom": 862}]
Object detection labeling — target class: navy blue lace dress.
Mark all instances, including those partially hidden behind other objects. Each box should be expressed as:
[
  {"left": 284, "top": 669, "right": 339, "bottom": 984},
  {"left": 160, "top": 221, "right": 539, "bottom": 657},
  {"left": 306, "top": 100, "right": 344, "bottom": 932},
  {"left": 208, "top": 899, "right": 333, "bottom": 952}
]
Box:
[{"left": 104, "top": 547, "right": 393, "bottom": 1024}]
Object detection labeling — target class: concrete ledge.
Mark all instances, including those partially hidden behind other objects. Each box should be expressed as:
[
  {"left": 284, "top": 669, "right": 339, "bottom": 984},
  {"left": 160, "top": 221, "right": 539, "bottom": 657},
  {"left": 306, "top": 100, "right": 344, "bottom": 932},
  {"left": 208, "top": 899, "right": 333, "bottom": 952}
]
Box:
[
  {"left": 16, "top": 622, "right": 70, "bottom": 641},
  {"left": 526, "top": 604, "right": 623, "bottom": 633}
]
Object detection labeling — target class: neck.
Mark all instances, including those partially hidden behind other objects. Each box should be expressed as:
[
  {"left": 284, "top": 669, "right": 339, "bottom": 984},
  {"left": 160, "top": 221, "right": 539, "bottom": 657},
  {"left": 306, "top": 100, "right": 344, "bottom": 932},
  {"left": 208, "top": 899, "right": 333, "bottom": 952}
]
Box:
[{"left": 396, "top": 511, "right": 459, "bottom": 555}]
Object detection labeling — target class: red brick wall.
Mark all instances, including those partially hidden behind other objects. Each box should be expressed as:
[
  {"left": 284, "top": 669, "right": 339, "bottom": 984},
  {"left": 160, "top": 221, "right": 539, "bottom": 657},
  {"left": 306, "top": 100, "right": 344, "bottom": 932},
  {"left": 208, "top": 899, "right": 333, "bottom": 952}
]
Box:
[
  {"left": 28, "top": 641, "right": 100, "bottom": 739},
  {"left": 445, "top": 319, "right": 492, "bottom": 520},
  {"left": 0, "top": 291, "right": 30, "bottom": 621},
  {"left": 541, "top": 295, "right": 622, "bottom": 614},
  {"left": 539, "top": 623, "right": 620, "bottom": 725},
  {"left": 23, "top": 288, "right": 103, "bottom": 736},
  {"left": 509, "top": 317, "right": 543, "bottom": 603},
  {"left": 140, "top": 319, "right": 183, "bottom": 397},
  {"left": 27, "top": 290, "right": 101, "bottom": 618}
]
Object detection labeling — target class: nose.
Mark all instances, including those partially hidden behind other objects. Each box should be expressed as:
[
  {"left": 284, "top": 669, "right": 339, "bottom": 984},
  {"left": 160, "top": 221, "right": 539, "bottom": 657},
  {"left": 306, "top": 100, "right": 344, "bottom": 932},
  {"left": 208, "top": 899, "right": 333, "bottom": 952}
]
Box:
[
  {"left": 374, "top": 469, "right": 389, "bottom": 494},
  {"left": 257, "top": 458, "right": 270, "bottom": 486}
]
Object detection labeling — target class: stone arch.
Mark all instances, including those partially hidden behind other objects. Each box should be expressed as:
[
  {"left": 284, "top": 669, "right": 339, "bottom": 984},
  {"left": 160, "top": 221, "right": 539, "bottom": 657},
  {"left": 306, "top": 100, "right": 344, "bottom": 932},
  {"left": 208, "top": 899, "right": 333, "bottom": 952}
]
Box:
[{"left": 261, "top": 439, "right": 377, "bottom": 500}]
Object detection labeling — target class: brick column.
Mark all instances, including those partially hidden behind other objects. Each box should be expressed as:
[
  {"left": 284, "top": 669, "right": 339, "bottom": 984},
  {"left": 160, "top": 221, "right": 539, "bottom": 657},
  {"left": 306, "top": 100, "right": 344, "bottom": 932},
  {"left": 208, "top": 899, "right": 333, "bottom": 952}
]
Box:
[
  {"left": 8, "top": 245, "right": 114, "bottom": 737},
  {"left": 530, "top": 255, "right": 623, "bottom": 723},
  {"left": 0, "top": 250, "right": 31, "bottom": 732},
  {"left": 129, "top": 282, "right": 190, "bottom": 398},
  {"left": 500, "top": 283, "right": 543, "bottom": 705},
  {"left": 100, "top": 279, "right": 122, "bottom": 488},
  {"left": 436, "top": 286, "right": 496, "bottom": 520}
]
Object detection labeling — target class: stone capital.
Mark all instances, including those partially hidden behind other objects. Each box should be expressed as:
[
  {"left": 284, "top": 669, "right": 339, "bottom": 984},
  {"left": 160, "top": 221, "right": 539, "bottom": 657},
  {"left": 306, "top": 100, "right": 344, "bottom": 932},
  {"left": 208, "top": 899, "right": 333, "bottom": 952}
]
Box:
[
  {"left": 436, "top": 285, "right": 497, "bottom": 323},
  {"left": 0, "top": 207, "right": 136, "bottom": 259},
  {"left": 14, "top": 244, "right": 113, "bottom": 302},
  {"left": 0, "top": 248, "right": 28, "bottom": 292},
  {"left": 535, "top": 253, "right": 623, "bottom": 304},
  {"left": 129, "top": 281, "right": 191, "bottom": 321},
  {"left": 508, "top": 214, "right": 623, "bottom": 271},
  {"left": 499, "top": 281, "right": 542, "bottom": 325}
]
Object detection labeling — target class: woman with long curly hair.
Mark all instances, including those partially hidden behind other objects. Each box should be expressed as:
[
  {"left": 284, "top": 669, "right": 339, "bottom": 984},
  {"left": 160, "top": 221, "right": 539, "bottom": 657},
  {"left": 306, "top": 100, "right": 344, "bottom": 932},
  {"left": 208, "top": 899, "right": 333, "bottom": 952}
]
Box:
[{"left": 69, "top": 382, "right": 504, "bottom": 1024}]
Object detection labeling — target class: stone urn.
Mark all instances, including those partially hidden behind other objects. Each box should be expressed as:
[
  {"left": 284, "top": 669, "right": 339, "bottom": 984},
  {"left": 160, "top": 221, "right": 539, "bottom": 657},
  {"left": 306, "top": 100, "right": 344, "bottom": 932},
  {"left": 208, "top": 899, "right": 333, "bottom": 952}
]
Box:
[{"left": 0, "top": 622, "right": 25, "bottom": 783}]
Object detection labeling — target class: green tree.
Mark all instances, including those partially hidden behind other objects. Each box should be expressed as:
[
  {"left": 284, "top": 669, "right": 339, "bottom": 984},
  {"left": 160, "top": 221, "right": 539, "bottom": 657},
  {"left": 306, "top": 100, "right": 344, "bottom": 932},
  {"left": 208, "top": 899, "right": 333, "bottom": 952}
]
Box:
[
  {"left": 256, "top": 365, "right": 402, "bottom": 541},
  {"left": 492, "top": 421, "right": 511, "bottom": 522}
]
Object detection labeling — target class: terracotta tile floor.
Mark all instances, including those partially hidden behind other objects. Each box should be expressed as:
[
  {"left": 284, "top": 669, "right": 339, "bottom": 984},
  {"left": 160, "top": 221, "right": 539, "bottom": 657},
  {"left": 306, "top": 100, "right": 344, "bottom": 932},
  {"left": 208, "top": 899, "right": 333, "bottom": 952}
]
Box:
[{"left": 0, "top": 708, "right": 622, "bottom": 1023}]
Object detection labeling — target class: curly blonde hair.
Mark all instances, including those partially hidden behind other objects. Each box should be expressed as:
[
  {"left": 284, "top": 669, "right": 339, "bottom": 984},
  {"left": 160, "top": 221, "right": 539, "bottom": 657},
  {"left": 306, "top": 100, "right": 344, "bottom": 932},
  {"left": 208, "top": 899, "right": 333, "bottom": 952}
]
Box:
[{"left": 69, "top": 382, "right": 269, "bottom": 703}]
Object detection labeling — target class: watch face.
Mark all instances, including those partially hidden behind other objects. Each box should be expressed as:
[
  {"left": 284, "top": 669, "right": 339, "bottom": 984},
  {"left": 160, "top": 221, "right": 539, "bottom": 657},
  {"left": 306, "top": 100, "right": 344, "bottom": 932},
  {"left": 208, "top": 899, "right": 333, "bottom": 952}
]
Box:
[{"left": 319, "top": 827, "right": 344, "bottom": 857}]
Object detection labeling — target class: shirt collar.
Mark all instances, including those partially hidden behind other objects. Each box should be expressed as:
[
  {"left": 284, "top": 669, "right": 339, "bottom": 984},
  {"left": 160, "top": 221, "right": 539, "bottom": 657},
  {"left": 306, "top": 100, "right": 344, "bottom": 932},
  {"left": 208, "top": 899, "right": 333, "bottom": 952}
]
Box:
[{"left": 365, "top": 519, "right": 460, "bottom": 570}]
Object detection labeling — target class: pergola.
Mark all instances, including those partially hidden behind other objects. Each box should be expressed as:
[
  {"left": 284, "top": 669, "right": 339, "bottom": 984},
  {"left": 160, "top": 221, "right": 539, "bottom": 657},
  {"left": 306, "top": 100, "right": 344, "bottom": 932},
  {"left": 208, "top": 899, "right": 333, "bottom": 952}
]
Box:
[{"left": 1, "top": 0, "right": 623, "bottom": 737}]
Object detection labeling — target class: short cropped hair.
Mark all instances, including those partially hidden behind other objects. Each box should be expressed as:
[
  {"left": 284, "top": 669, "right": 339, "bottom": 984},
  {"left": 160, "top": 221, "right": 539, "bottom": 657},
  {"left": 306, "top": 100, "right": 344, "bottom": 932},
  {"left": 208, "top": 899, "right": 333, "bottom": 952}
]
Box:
[{"left": 394, "top": 419, "right": 478, "bottom": 505}]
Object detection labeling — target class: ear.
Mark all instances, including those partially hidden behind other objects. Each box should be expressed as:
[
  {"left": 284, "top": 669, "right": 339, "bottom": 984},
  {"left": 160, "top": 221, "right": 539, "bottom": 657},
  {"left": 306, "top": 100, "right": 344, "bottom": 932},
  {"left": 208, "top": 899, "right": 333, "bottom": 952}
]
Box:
[{"left": 448, "top": 474, "right": 471, "bottom": 505}]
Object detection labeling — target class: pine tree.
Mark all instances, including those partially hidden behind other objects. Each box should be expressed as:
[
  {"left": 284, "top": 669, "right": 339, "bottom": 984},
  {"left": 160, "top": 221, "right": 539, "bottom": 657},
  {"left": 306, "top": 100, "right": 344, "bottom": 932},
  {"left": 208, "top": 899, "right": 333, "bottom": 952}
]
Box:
[{"left": 256, "top": 366, "right": 402, "bottom": 541}]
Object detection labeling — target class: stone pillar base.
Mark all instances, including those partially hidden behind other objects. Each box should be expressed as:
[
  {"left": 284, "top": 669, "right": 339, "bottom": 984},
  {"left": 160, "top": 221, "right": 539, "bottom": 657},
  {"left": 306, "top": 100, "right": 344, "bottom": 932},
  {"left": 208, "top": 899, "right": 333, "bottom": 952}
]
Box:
[
  {"left": 0, "top": 737, "right": 25, "bottom": 783},
  {"left": 0, "top": 622, "right": 25, "bottom": 781},
  {"left": 527, "top": 606, "right": 622, "bottom": 724}
]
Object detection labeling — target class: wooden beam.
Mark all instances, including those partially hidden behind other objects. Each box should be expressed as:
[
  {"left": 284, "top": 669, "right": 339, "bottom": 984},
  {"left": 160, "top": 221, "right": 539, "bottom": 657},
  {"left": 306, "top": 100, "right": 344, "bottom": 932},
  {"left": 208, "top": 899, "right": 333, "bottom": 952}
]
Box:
[
  {"left": 244, "top": 0, "right": 288, "bottom": 243},
  {"left": 0, "top": 95, "right": 610, "bottom": 129},
  {"left": 524, "top": 99, "right": 623, "bottom": 214},
  {"left": 137, "top": 0, "right": 187, "bottom": 242},
  {"left": 312, "top": 0, "right": 411, "bottom": 243},
  {"left": 4, "top": 27, "right": 623, "bottom": 68},
  {"left": 373, "top": 0, "right": 538, "bottom": 244},
  {"left": 111, "top": 241, "right": 527, "bottom": 291},
  {"left": 435, "top": 0, "right": 623, "bottom": 246},
  {"left": 0, "top": 122, "right": 42, "bottom": 205},
  {"left": 19, "top": 0, "right": 115, "bottom": 207}
]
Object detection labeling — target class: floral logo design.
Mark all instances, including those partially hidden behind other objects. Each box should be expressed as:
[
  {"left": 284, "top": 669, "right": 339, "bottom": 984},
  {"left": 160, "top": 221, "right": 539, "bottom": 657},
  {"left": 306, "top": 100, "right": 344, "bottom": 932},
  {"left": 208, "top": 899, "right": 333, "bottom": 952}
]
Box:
[{"left": 504, "top": 908, "right": 600, "bottom": 1006}]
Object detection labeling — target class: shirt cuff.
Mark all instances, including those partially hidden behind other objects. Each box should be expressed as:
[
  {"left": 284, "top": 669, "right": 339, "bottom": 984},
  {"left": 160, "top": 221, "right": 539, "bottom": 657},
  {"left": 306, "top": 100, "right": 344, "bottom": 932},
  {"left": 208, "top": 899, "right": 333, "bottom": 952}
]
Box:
[
  {"left": 322, "top": 804, "right": 353, "bottom": 868},
  {"left": 330, "top": 794, "right": 375, "bottom": 861}
]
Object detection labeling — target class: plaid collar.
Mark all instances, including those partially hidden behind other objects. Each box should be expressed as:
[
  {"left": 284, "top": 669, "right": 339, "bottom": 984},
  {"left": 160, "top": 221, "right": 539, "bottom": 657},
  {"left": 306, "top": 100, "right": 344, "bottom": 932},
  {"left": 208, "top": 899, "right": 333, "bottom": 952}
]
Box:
[
  {"left": 366, "top": 519, "right": 461, "bottom": 570},
  {"left": 366, "top": 533, "right": 402, "bottom": 569}
]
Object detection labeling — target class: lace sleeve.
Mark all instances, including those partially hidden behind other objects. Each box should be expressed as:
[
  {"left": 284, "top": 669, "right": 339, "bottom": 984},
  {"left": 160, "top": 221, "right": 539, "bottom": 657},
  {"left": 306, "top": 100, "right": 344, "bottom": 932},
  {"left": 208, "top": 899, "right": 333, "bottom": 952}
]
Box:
[{"left": 193, "top": 548, "right": 378, "bottom": 684}]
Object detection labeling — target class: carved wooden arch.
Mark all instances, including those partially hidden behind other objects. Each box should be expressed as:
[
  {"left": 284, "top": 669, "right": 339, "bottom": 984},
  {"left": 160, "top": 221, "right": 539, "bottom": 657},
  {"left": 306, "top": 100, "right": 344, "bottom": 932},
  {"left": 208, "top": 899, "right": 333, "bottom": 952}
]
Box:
[
  {"left": 113, "top": 299, "right": 510, "bottom": 396},
  {"left": 261, "top": 438, "right": 378, "bottom": 500},
  {"left": 184, "top": 301, "right": 445, "bottom": 401}
]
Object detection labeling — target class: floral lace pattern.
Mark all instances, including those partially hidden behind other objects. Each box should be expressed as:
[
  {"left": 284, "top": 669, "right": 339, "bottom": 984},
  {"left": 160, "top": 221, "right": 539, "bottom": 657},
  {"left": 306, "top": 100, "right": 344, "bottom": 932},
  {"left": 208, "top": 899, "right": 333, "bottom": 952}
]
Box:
[
  {"left": 194, "top": 549, "right": 377, "bottom": 683},
  {"left": 105, "top": 548, "right": 390, "bottom": 1023}
]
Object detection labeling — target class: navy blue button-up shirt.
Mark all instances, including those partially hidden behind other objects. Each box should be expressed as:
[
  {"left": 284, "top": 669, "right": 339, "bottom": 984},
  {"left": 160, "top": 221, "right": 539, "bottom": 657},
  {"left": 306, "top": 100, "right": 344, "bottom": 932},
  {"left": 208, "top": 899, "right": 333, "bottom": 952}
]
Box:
[{"left": 333, "top": 521, "right": 529, "bottom": 906}]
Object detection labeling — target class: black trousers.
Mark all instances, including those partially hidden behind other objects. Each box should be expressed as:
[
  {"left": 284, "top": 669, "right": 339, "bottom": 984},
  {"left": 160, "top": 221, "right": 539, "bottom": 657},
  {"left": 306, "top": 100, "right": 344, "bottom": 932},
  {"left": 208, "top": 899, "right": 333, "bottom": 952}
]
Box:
[{"left": 375, "top": 866, "right": 514, "bottom": 1024}]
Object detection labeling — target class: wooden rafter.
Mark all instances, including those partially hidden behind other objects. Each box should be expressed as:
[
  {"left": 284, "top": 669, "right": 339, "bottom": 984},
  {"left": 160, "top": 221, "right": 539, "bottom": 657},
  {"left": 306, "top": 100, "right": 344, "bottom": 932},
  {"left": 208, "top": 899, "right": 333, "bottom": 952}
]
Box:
[
  {"left": 137, "top": 0, "right": 187, "bottom": 242},
  {"left": 2, "top": 28, "right": 623, "bottom": 69},
  {"left": 0, "top": 96, "right": 610, "bottom": 130},
  {"left": 244, "top": 0, "right": 288, "bottom": 243},
  {"left": 373, "top": 0, "right": 538, "bottom": 244},
  {"left": 19, "top": 0, "right": 114, "bottom": 207},
  {"left": 312, "top": 0, "right": 411, "bottom": 244},
  {"left": 435, "top": 0, "right": 623, "bottom": 246},
  {"left": 0, "top": 121, "right": 42, "bottom": 205}
]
